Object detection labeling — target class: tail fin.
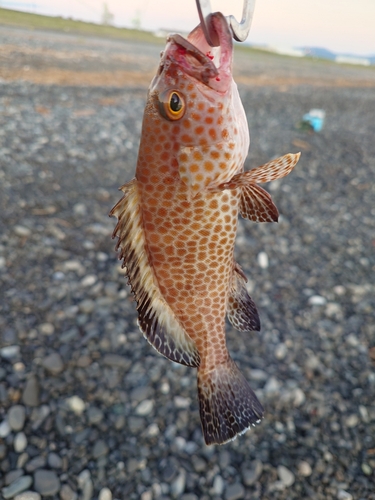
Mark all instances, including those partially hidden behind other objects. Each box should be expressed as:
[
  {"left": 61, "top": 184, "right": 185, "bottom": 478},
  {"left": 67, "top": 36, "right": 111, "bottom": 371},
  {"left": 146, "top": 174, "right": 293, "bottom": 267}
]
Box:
[{"left": 197, "top": 357, "right": 264, "bottom": 445}]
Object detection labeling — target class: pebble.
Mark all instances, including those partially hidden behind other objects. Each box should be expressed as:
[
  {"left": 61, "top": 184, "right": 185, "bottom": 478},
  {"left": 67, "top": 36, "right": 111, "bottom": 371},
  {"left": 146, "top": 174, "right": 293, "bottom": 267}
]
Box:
[
  {"left": 1, "top": 476, "right": 33, "bottom": 499},
  {"left": 38, "top": 323, "right": 55, "bottom": 335},
  {"left": 92, "top": 439, "right": 109, "bottom": 459},
  {"left": 345, "top": 414, "right": 359, "bottom": 428},
  {"left": 41, "top": 352, "right": 64, "bottom": 375},
  {"left": 225, "top": 482, "right": 245, "bottom": 500},
  {"left": 14, "top": 493, "right": 41, "bottom": 500},
  {"left": 212, "top": 475, "right": 224, "bottom": 496},
  {"left": 60, "top": 484, "right": 78, "bottom": 500},
  {"left": 298, "top": 460, "right": 312, "bottom": 477},
  {"left": 337, "top": 490, "right": 353, "bottom": 500},
  {"left": 171, "top": 469, "right": 186, "bottom": 498},
  {"left": 136, "top": 399, "right": 154, "bottom": 416},
  {"left": 257, "top": 251, "right": 269, "bottom": 269},
  {"left": 8, "top": 405, "right": 26, "bottom": 431},
  {"left": 66, "top": 395, "right": 85, "bottom": 415},
  {"left": 14, "top": 225, "right": 31, "bottom": 237},
  {"left": 308, "top": 295, "right": 327, "bottom": 306},
  {"left": 277, "top": 465, "right": 295, "bottom": 487},
  {"left": 0, "top": 345, "right": 20, "bottom": 359},
  {"left": 264, "top": 376, "right": 280, "bottom": 395},
  {"left": 174, "top": 396, "right": 191, "bottom": 409},
  {"left": 0, "top": 419, "right": 11, "bottom": 438},
  {"left": 98, "top": 487, "right": 112, "bottom": 500},
  {"left": 47, "top": 452, "right": 63, "bottom": 469},
  {"left": 34, "top": 470, "right": 60, "bottom": 496},
  {"left": 87, "top": 406, "right": 104, "bottom": 424},
  {"left": 14, "top": 432, "right": 28, "bottom": 453},
  {"left": 22, "top": 376, "right": 40, "bottom": 406},
  {"left": 242, "top": 460, "right": 263, "bottom": 486},
  {"left": 81, "top": 274, "right": 97, "bottom": 287}
]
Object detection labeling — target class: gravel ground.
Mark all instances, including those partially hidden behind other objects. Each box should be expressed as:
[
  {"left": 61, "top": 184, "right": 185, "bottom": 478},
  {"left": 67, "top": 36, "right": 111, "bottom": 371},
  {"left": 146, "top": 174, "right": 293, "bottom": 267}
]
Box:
[{"left": 0, "top": 26, "right": 375, "bottom": 500}]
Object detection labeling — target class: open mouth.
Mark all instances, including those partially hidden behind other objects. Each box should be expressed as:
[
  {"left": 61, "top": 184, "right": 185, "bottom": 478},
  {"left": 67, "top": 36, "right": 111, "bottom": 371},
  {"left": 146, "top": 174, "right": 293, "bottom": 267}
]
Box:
[{"left": 160, "top": 12, "right": 233, "bottom": 92}]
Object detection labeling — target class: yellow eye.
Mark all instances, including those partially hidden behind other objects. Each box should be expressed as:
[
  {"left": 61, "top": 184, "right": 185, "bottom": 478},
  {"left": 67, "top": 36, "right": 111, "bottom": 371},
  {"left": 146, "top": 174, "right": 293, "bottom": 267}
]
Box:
[{"left": 158, "top": 90, "right": 186, "bottom": 121}]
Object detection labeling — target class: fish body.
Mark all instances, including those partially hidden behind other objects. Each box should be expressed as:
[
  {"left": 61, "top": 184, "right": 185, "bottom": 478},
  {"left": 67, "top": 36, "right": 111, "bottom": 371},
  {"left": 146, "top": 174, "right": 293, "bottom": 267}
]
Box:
[{"left": 111, "top": 13, "right": 300, "bottom": 445}]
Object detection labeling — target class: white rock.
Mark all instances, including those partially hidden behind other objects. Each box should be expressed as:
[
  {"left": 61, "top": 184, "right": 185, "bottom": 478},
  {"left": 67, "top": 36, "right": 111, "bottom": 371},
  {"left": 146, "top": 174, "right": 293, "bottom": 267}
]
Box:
[
  {"left": 0, "top": 256, "right": 6, "bottom": 269},
  {"left": 308, "top": 295, "right": 327, "bottom": 306},
  {"left": 257, "top": 251, "right": 269, "bottom": 269},
  {"left": 140, "top": 492, "right": 152, "bottom": 500},
  {"left": 14, "top": 492, "right": 41, "bottom": 500},
  {"left": 264, "top": 376, "right": 280, "bottom": 395},
  {"left": 38, "top": 323, "right": 54, "bottom": 335},
  {"left": 14, "top": 432, "right": 28, "bottom": 453},
  {"left": 81, "top": 275, "right": 97, "bottom": 287},
  {"left": 98, "top": 487, "right": 112, "bottom": 500},
  {"left": 337, "top": 490, "right": 353, "bottom": 500},
  {"left": 14, "top": 225, "right": 31, "bottom": 237},
  {"left": 212, "top": 475, "right": 224, "bottom": 496},
  {"left": 0, "top": 419, "right": 11, "bottom": 438},
  {"left": 345, "top": 414, "right": 359, "bottom": 428},
  {"left": 0, "top": 345, "right": 20, "bottom": 359},
  {"left": 174, "top": 396, "right": 191, "bottom": 409},
  {"left": 274, "top": 343, "right": 287, "bottom": 360},
  {"left": 66, "top": 396, "right": 85, "bottom": 415},
  {"left": 136, "top": 399, "right": 154, "bottom": 416}
]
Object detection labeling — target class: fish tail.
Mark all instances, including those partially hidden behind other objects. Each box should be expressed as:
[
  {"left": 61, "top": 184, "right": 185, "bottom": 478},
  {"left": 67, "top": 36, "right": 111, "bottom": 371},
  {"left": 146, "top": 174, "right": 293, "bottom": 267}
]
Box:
[{"left": 197, "top": 356, "right": 264, "bottom": 445}]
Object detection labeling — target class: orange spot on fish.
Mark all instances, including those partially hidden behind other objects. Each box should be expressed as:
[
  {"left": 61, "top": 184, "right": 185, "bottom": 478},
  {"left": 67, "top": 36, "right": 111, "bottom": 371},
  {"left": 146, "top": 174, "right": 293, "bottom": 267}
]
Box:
[
  {"left": 195, "top": 126, "right": 204, "bottom": 135},
  {"left": 209, "top": 128, "right": 217, "bottom": 140},
  {"left": 205, "top": 116, "right": 213, "bottom": 125},
  {"left": 189, "top": 164, "right": 199, "bottom": 173},
  {"left": 193, "top": 150, "right": 203, "bottom": 161}
]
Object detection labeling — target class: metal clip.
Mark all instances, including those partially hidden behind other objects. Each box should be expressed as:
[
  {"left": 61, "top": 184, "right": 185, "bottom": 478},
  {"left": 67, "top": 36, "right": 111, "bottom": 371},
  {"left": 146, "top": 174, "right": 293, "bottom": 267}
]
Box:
[{"left": 196, "top": 0, "right": 256, "bottom": 47}]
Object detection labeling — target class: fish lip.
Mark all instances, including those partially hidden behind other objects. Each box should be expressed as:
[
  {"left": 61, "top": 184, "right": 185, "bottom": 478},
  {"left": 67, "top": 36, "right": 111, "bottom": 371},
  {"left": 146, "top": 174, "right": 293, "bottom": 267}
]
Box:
[{"left": 160, "top": 12, "right": 233, "bottom": 92}]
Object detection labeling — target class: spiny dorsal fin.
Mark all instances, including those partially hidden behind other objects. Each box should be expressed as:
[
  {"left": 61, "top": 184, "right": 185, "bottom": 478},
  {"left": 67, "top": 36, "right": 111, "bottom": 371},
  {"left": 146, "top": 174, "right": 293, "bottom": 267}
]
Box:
[
  {"left": 110, "top": 179, "right": 200, "bottom": 367},
  {"left": 227, "top": 263, "right": 260, "bottom": 332}
]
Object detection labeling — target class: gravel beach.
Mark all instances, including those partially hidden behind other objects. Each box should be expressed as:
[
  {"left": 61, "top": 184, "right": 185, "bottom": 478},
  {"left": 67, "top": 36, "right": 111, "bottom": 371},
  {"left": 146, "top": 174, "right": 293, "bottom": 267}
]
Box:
[{"left": 0, "top": 25, "right": 375, "bottom": 500}]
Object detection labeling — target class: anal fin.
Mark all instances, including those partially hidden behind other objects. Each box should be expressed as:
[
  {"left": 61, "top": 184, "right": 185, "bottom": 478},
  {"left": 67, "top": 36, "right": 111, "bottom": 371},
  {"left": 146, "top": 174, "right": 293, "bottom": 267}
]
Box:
[
  {"left": 110, "top": 179, "right": 200, "bottom": 368},
  {"left": 227, "top": 263, "right": 260, "bottom": 332}
]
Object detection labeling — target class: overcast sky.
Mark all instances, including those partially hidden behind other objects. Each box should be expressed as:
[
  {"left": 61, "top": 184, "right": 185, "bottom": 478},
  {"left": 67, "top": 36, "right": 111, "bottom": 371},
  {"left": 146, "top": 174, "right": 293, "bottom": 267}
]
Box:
[{"left": 3, "top": 0, "right": 374, "bottom": 55}]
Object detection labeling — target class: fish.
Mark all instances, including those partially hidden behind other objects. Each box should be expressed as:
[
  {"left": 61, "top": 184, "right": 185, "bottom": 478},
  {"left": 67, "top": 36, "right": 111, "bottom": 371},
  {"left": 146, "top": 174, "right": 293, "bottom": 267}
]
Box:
[{"left": 110, "top": 12, "right": 300, "bottom": 445}]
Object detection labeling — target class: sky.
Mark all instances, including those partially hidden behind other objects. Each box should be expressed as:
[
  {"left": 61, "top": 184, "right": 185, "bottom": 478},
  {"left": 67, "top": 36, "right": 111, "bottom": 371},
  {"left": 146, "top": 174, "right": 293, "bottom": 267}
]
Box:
[{"left": 1, "top": 0, "right": 374, "bottom": 56}]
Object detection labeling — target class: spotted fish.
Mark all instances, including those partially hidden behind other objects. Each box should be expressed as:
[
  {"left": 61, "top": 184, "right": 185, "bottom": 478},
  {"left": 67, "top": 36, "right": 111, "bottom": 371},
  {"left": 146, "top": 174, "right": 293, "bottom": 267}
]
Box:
[{"left": 110, "top": 12, "right": 300, "bottom": 445}]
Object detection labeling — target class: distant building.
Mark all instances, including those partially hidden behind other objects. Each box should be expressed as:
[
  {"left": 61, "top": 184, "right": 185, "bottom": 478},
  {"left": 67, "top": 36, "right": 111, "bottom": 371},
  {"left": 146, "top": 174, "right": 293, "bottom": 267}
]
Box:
[
  {"left": 262, "top": 46, "right": 305, "bottom": 58},
  {"left": 335, "top": 55, "right": 371, "bottom": 66}
]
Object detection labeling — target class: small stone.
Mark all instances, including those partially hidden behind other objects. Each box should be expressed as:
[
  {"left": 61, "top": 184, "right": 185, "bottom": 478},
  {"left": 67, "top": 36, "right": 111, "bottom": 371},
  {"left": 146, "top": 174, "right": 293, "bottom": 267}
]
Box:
[
  {"left": 277, "top": 465, "right": 295, "bottom": 487},
  {"left": 212, "top": 475, "right": 224, "bottom": 496},
  {"left": 47, "top": 452, "right": 62, "bottom": 469},
  {"left": 14, "top": 432, "right": 28, "bottom": 453},
  {"left": 1, "top": 476, "right": 33, "bottom": 499},
  {"left": 171, "top": 469, "right": 186, "bottom": 498},
  {"left": 0, "top": 443, "right": 7, "bottom": 459},
  {"left": 34, "top": 470, "right": 60, "bottom": 496},
  {"left": 60, "top": 484, "right": 78, "bottom": 500},
  {"left": 81, "top": 275, "right": 97, "bottom": 287},
  {"left": 361, "top": 462, "right": 372, "bottom": 475},
  {"left": 14, "top": 225, "right": 31, "bottom": 237},
  {"left": 92, "top": 440, "right": 109, "bottom": 459},
  {"left": 22, "top": 376, "right": 40, "bottom": 407},
  {"left": 298, "top": 460, "right": 312, "bottom": 477},
  {"left": 1, "top": 345, "right": 20, "bottom": 360},
  {"left": 257, "top": 251, "right": 269, "bottom": 269},
  {"left": 25, "top": 456, "right": 46, "bottom": 473},
  {"left": 242, "top": 459, "right": 263, "bottom": 486},
  {"left": 140, "top": 492, "right": 152, "bottom": 500},
  {"left": 15, "top": 493, "right": 41, "bottom": 500},
  {"left": 345, "top": 414, "right": 359, "bottom": 428},
  {"left": 66, "top": 396, "right": 85, "bottom": 415},
  {"left": 274, "top": 343, "right": 287, "bottom": 360},
  {"left": 98, "top": 487, "right": 112, "bottom": 500},
  {"left": 225, "top": 482, "right": 245, "bottom": 500},
  {"left": 136, "top": 399, "right": 154, "bottom": 416},
  {"left": 264, "top": 376, "right": 280, "bottom": 395},
  {"left": 337, "top": 490, "right": 353, "bottom": 500},
  {"left": 73, "top": 203, "right": 87, "bottom": 216},
  {"left": 0, "top": 419, "right": 11, "bottom": 437},
  {"left": 38, "top": 323, "right": 55, "bottom": 335},
  {"left": 5, "top": 470, "right": 24, "bottom": 486},
  {"left": 79, "top": 299, "right": 95, "bottom": 314},
  {"left": 308, "top": 295, "right": 327, "bottom": 306},
  {"left": 87, "top": 406, "right": 104, "bottom": 424},
  {"left": 174, "top": 396, "right": 191, "bottom": 408},
  {"left": 41, "top": 352, "right": 64, "bottom": 375},
  {"left": 8, "top": 405, "right": 26, "bottom": 431}
]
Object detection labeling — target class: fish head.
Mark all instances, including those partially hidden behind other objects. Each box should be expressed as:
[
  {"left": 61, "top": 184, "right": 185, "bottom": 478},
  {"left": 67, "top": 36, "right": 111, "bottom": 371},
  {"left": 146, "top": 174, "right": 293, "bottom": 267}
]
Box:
[{"left": 145, "top": 12, "right": 250, "bottom": 195}]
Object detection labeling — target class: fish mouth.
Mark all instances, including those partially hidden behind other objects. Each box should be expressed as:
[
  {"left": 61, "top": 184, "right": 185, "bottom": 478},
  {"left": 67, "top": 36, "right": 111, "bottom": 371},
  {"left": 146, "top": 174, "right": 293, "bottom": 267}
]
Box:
[{"left": 159, "top": 12, "right": 233, "bottom": 93}]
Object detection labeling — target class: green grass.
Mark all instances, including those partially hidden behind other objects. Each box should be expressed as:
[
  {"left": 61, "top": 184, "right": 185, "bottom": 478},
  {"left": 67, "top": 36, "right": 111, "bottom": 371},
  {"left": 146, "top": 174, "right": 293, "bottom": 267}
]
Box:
[{"left": 0, "top": 7, "right": 160, "bottom": 43}]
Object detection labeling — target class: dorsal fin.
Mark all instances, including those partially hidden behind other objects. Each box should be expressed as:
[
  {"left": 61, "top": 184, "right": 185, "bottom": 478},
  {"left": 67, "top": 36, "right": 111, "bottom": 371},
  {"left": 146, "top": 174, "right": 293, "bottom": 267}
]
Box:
[
  {"left": 110, "top": 179, "right": 200, "bottom": 367},
  {"left": 227, "top": 263, "right": 260, "bottom": 332}
]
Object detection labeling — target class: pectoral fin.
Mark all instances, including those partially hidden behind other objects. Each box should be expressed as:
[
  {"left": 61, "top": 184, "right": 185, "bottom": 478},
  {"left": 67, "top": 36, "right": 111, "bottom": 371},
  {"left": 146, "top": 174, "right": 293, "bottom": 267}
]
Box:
[
  {"left": 110, "top": 179, "right": 200, "bottom": 367},
  {"left": 227, "top": 263, "right": 260, "bottom": 332},
  {"left": 239, "top": 183, "right": 279, "bottom": 222}
]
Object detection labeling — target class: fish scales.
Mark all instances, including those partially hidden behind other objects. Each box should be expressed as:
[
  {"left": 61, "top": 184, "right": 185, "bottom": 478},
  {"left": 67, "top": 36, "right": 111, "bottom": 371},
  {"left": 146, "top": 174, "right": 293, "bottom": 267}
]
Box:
[{"left": 111, "top": 12, "right": 300, "bottom": 445}]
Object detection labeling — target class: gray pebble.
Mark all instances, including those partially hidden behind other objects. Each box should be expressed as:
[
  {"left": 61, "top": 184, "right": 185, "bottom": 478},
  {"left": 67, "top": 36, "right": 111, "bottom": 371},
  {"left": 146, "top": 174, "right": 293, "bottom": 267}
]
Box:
[
  {"left": 0, "top": 419, "right": 11, "bottom": 438},
  {"left": 1, "top": 476, "right": 33, "bottom": 499},
  {"left": 242, "top": 459, "right": 263, "bottom": 486},
  {"left": 0, "top": 443, "right": 7, "bottom": 459},
  {"left": 14, "top": 432, "right": 28, "bottom": 453},
  {"left": 212, "top": 475, "right": 224, "bottom": 496},
  {"left": 34, "top": 469, "right": 60, "bottom": 496},
  {"left": 22, "top": 376, "right": 40, "bottom": 407},
  {"left": 5, "top": 470, "right": 24, "bottom": 486},
  {"left": 47, "top": 452, "right": 63, "bottom": 469},
  {"left": 0, "top": 345, "right": 20, "bottom": 360},
  {"left": 171, "top": 469, "right": 186, "bottom": 498},
  {"left": 225, "top": 483, "right": 245, "bottom": 500},
  {"left": 277, "top": 465, "right": 295, "bottom": 487},
  {"left": 26, "top": 456, "right": 47, "bottom": 473},
  {"left": 337, "top": 491, "right": 353, "bottom": 500},
  {"left": 8, "top": 405, "right": 26, "bottom": 431},
  {"left": 92, "top": 439, "right": 109, "bottom": 459},
  {"left": 41, "top": 352, "right": 64, "bottom": 375}
]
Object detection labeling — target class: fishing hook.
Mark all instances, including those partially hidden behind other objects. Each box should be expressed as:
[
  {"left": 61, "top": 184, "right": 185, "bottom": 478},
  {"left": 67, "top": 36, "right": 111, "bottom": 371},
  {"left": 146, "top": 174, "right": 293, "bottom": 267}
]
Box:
[{"left": 195, "top": 0, "right": 256, "bottom": 47}]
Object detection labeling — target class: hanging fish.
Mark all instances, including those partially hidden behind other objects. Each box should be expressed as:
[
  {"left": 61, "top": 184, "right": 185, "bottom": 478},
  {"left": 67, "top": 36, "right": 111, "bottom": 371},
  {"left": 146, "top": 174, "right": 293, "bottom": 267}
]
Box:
[{"left": 110, "top": 12, "right": 300, "bottom": 445}]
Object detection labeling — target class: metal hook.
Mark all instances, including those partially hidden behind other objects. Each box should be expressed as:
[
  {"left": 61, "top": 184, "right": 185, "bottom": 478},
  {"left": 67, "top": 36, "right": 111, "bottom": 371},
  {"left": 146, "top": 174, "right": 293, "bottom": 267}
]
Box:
[{"left": 195, "top": 0, "right": 256, "bottom": 47}]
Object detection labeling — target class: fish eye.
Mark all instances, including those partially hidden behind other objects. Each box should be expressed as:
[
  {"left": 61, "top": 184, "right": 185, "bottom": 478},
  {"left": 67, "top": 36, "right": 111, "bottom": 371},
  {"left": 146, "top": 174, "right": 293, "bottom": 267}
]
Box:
[{"left": 158, "top": 90, "right": 186, "bottom": 121}]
